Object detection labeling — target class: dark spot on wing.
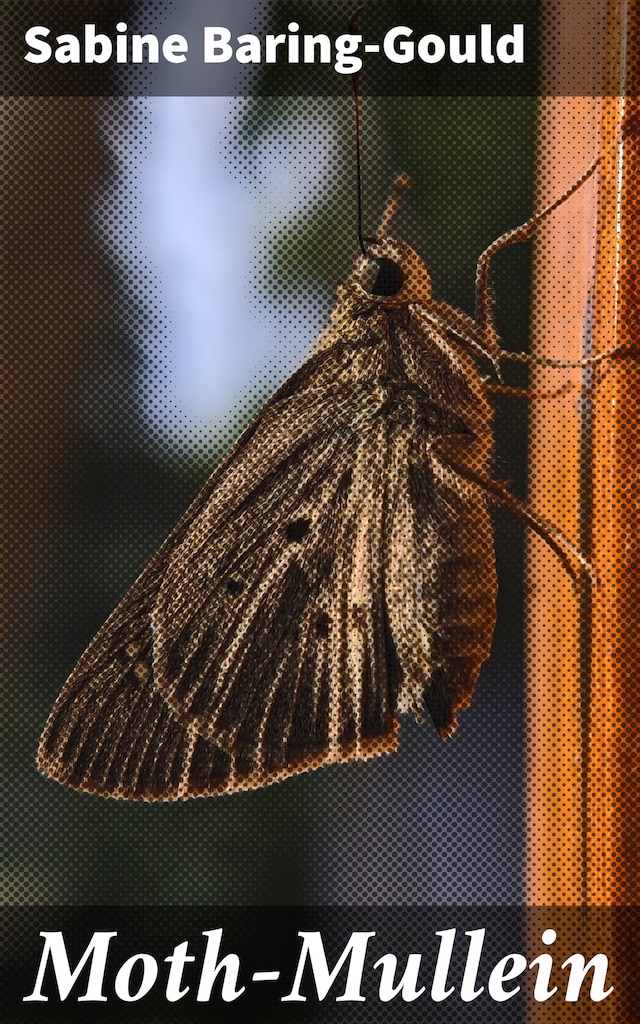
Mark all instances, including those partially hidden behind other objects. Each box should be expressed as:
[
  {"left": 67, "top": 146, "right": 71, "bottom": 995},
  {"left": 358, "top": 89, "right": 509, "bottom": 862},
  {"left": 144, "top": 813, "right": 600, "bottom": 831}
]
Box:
[
  {"left": 285, "top": 518, "right": 310, "bottom": 542},
  {"left": 315, "top": 612, "right": 330, "bottom": 638}
]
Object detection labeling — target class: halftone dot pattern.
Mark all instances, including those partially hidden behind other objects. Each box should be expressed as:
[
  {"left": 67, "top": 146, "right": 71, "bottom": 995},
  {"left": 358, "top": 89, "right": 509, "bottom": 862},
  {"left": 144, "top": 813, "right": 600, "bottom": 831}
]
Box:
[
  {"left": 5, "top": 91, "right": 537, "bottom": 913},
  {"left": 523, "top": 15, "right": 640, "bottom": 1000},
  {"left": 226, "top": 96, "right": 352, "bottom": 409},
  {"left": 294, "top": 94, "right": 536, "bottom": 906},
  {"left": 3, "top": 94, "right": 327, "bottom": 908},
  {"left": 7, "top": 906, "right": 632, "bottom": 1022},
  {"left": 4, "top": 7, "right": 632, "bottom": 971}
]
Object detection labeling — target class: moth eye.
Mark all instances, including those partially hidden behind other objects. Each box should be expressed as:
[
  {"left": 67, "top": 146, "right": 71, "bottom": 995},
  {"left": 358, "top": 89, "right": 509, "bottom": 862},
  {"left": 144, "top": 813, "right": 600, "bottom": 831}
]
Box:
[
  {"left": 285, "top": 518, "right": 310, "bottom": 542},
  {"left": 226, "top": 578, "right": 243, "bottom": 595},
  {"left": 363, "top": 257, "right": 405, "bottom": 297},
  {"left": 315, "top": 612, "right": 330, "bottom": 638}
]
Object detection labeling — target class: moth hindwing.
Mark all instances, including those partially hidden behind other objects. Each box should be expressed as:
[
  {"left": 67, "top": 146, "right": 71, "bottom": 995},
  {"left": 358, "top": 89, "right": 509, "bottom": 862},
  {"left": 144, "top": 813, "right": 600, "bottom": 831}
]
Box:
[{"left": 38, "top": 173, "right": 596, "bottom": 800}]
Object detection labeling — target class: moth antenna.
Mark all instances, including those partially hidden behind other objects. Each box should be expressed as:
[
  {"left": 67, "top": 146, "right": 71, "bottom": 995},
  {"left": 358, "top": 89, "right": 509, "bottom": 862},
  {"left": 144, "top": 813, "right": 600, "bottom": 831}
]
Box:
[
  {"left": 350, "top": 6, "right": 367, "bottom": 257},
  {"left": 349, "top": 7, "right": 410, "bottom": 251},
  {"left": 376, "top": 173, "right": 412, "bottom": 239}
]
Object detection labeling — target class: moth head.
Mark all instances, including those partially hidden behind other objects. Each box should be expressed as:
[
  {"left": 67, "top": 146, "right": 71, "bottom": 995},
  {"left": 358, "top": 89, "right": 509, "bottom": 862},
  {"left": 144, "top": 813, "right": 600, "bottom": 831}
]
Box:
[{"left": 354, "top": 238, "right": 432, "bottom": 305}]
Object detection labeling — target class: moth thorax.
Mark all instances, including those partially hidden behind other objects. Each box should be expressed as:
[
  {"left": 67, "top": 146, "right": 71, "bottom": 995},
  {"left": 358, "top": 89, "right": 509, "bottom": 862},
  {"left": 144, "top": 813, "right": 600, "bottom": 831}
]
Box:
[{"left": 357, "top": 239, "right": 432, "bottom": 305}]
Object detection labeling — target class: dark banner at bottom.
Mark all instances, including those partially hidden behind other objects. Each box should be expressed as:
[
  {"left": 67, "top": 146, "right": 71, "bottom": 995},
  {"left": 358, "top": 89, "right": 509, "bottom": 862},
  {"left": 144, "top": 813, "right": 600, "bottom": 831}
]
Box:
[{"left": 2, "top": 906, "right": 638, "bottom": 1023}]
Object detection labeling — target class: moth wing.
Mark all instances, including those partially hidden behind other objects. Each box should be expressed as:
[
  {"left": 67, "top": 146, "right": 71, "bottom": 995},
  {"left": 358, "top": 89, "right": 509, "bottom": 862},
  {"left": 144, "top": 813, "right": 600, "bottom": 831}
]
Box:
[
  {"left": 40, "top": 570, "right": 392, "bottom": 801},
  {"left": 37, "top": 592, "right": 225, "bottom": 800},
  {"left": 37, "top": 599, "right": 337, "bottom": 800},
  {"left": 38, "top": 350, "right": 402, "bottom": 797},
  {"left": 154, "top": 396, "right": 403, "bottom": 775},
  {"left": 36, "top": 480, "right": 290, "bottom": 799}
]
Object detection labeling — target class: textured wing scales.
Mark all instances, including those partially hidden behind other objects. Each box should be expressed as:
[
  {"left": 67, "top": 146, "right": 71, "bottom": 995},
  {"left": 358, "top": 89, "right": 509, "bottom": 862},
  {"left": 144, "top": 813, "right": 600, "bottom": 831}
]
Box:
[
  {"left": 154, "top": 417, "right": 402, "bottom": 772},
  {"left": 38, "top": 368, "right": 404, "bottom": 799}
]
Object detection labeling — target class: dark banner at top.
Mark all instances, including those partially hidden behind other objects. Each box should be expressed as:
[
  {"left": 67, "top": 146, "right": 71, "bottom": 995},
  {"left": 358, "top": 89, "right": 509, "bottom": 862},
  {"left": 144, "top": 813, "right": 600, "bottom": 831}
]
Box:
[{"left": 1, "top": 0, "right": 609, "bottom": 97}]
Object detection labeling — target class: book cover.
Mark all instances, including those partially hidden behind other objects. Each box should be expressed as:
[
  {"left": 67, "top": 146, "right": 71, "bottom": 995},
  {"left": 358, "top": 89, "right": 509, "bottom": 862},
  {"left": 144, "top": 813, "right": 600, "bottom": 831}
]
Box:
[{"left": 3, "top": 1, "right": 638, "bottom": 1020}]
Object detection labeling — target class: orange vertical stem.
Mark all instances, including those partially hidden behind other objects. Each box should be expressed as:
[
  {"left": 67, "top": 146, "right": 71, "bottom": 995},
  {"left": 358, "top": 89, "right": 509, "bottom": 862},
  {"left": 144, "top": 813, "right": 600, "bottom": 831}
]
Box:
[
  {"left": 588, "top": 12, "right": 640, "bottom": 907},
  {"left": 526, "top": 1, "right": 639, "bottom": 1020},
  {"left": 526, "top": 0, "right": 640, "bottom": 910},
  {"left": 526, "top": 98, "right": 603, "bottom": 906}
]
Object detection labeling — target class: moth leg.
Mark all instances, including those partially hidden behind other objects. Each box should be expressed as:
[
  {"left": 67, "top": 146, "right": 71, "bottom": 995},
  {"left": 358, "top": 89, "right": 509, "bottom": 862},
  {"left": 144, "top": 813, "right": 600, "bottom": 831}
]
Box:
[
  {"left": 432, "top": 448, "right": 595, "bottom": 589},
  {"left": 485, "top": 380, "right": 578, "bottom": 400},
  {"left": 475, "top": 161, "right": 639, "bottom": 376},
  {"left": 486, "top": 359, "right": 636, "bottom": 400},
  {"left": 474, "top": 160, "right": 599, "bottom": 343},
  {"left": 495, "top": 343, "right": 639, "bottom": 373}
]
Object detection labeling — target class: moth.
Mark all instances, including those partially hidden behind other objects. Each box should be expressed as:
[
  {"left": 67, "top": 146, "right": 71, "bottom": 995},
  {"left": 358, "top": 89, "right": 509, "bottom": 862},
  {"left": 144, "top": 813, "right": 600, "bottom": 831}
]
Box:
[{"left": 38, "top": 168, "right": 599, "bottom": 800}]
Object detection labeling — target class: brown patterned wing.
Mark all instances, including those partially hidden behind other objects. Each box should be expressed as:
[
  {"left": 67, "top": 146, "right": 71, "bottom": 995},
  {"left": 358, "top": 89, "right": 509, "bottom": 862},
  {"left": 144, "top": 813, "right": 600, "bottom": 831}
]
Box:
[
  {"left": 153, "top": 405, "right": 404, "bottom": 777},
  {"left": 38, "top": 360, "right": 403, "bottom": 798}
]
